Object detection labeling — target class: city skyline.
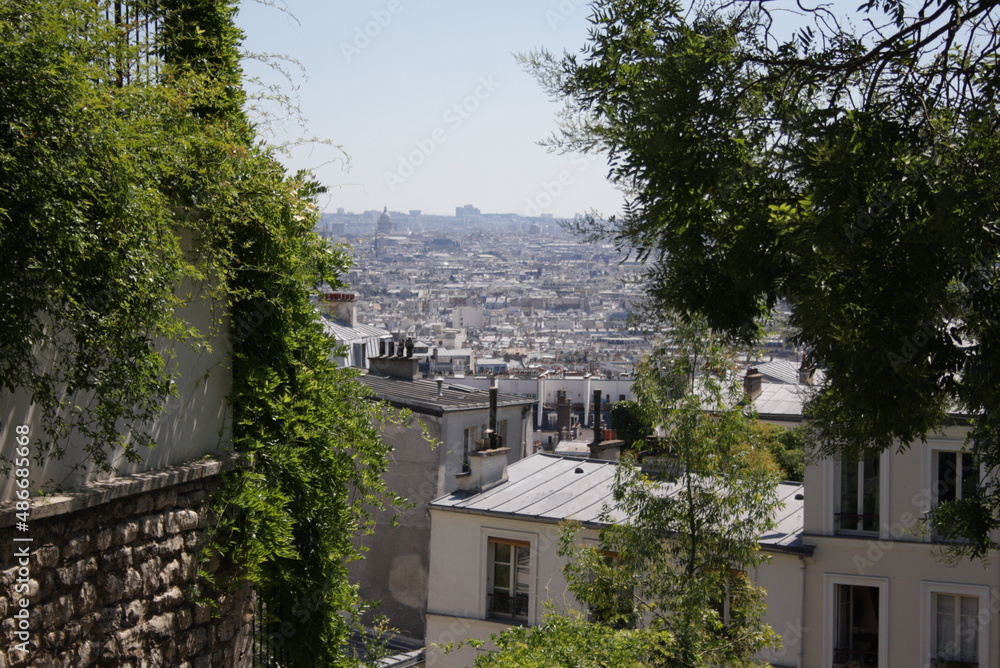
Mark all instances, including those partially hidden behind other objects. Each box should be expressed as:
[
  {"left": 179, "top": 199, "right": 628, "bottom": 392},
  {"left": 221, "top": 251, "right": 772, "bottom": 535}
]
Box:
[{"left": 236, "top": 0, "right": 626, "bottom": 220}]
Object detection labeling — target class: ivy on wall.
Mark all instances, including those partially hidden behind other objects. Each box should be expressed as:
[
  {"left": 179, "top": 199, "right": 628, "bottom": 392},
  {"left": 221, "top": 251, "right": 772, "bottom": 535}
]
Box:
[{"left": 0, "top": 0, "right": 398, "bottom": 664}]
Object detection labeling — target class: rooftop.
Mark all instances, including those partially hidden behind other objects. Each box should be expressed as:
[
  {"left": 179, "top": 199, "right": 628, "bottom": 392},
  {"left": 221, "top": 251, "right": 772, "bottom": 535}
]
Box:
[
  {"left": 431, "top": 452, "right": 809, "bottom": 555},
  {"left": 358, "top": 374, "right": 535, "bottom": 416}
]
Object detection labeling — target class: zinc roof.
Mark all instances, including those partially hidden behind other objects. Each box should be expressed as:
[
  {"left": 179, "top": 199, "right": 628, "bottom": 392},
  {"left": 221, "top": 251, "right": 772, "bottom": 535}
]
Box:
[
  {"left": 431, "top": 453, "right": 808, "bottom": 554},
  {"left": 358, "top": 374, "right": 534, "bottom": 416}
]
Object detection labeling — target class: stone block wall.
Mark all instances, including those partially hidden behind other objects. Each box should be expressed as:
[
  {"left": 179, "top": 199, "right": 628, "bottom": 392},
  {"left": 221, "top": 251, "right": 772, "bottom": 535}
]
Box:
[{"left": 0, "top": 458, "right": 253, "bottom": 668}]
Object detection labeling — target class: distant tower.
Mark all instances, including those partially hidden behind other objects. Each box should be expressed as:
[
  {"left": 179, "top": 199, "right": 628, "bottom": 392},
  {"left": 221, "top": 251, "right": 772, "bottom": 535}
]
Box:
[{"left": 377, "top": 207, "right": 394, "bottom": 235}]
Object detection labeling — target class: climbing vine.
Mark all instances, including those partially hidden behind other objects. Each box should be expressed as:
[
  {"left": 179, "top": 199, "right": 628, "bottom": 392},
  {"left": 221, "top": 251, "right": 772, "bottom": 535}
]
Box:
[{"left": 1, "top": 0, "right": 398, "bottom": 664}]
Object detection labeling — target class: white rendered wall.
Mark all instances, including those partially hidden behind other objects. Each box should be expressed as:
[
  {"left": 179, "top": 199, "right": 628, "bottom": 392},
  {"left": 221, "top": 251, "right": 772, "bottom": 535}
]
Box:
[{"left": 0, "top": 291, "right": 231, "bottom": 500}]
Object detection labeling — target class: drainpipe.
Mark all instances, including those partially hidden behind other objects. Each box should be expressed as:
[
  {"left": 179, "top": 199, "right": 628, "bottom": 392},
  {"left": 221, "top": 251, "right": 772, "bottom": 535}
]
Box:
[
  {"left": 798, "top": 555, "right": 806, "bottom": 668},
  {"left": 536, "top": 377, "right": 544, "bottom": 430}
]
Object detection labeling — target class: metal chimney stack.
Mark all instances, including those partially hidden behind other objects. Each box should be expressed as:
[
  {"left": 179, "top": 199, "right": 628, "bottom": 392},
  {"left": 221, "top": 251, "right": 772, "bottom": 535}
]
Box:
[
  {"left": 489, "top": 380, "right": 498, "bottom": 450},
  {"left": 592, "top": 389, "right": 603, "bottom": 445}
]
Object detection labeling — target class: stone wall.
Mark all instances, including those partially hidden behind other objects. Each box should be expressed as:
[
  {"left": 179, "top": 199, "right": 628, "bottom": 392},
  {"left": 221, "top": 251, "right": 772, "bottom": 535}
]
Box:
[{"left": 0, "top": 458, "right": 253, "bottom": 668}]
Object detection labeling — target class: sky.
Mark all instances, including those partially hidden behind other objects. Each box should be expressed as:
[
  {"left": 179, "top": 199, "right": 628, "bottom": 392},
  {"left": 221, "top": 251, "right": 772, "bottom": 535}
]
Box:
[{"left": 235, "top": 0, "right": 624, "bottom": 219}]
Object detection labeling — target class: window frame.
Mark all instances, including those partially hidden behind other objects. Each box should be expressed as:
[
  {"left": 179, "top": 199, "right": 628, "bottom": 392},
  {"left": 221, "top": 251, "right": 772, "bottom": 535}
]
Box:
[
  {"left": 834, "top": 455, "right": 883, "bottom": 536},
  {"left": 462, "top": 424, "right": 487, "bottom": 474},
  {"left": 919, "top": 438, "right": 982, "bottom": 542},
  {"left": 920, "top": 581, "right": 989, "bottom": 668},
  {"left": 481, "top": 528, "right": 536, "bottom": 624},
  {"left": 823, "top": 574, "right": 888, "bottom": 668},
  {"left": 933, "top": 450, "right": 978, "bottom": 505}
]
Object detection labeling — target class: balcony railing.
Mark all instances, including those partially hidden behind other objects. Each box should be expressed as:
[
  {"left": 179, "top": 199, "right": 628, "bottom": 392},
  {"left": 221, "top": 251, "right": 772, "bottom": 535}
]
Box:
[
  {"left": 488, "top": 592, "right": 529, "bottom": 618},
  {"left": 833, "top": 645, "right": 879, "bottom": 667},
  {"left": 99, "top": 0, "right": 162, "bottom": 85}
]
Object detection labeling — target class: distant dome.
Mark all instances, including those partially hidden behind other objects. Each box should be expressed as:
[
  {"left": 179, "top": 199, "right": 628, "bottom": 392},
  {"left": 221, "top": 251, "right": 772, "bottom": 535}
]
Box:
[{"left": 377, "top": 206, "right": 394, "bottom": 234}]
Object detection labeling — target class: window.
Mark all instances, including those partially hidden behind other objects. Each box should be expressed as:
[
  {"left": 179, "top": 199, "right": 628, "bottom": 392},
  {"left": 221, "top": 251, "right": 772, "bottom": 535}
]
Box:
[
  {"left": 711, "top": 570, "right": 749, "bottom": 627},
  {"left": 462, "top": 428, "right": 473, "bottom": 474},
  {"left": 351, "top": 342, "right": 366, "bottom": 368},
  {"left": 834, "top": 584, "right": 880, "bottom": 667},
  {"left": 932, "top": 593, "right": 979, "bottom": 667},
  {"left": 837, "top": 456, "right": 880, "bottom": 533},
  {"left": 922, "top": 582, "right": 989, "bottom": 668},
  {"left": 462, "top": 425, "right": 486, "bottom": 474},
  {"left": 936, "top": 451, "right": 977, "bottom": 506},
  {"left": 586, "top": 551, "right": 636, "bottom": 629},
  {"left": 487, "top": 538, "right": 530, "bottom": 619}
]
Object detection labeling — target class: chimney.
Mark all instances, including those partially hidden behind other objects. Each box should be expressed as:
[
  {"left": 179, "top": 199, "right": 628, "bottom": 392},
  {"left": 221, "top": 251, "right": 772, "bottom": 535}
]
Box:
[
  {"left": 435, "top": 376, "right": 444, "bottom": 397},
  {"left": 457, "top": 446, "right": 510, "bottom": 493},
  {"left": 489, "top": 380, "right": 499, "bottom": 450},
  {"left": 368, "top": 339, "right": 420, "bottom": 380},
  {"left": 319, "top": 292, "right": 357, "bottom": 326},
  {"left": 744, "top": 367, "right": 763, "bottom": 400},
  {"left": 588, "top": 388, "right": 622, "bottom": 460},
  {"left": 798, "top": 356, "right": 816, "bottom": 385},
  {"left": 591, "top": 389, "right": 603, "bottom": 445},
  {"left": 555, "top": 389, "right": 572, "bottom": 439},
  {"left": 457, "top": 386, "right": 510, "bottom": 494}
]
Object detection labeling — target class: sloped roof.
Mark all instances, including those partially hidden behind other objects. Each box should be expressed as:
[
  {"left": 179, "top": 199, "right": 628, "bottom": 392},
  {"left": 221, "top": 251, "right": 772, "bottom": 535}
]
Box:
[
  {"left": 752, "top": 383, "right": 812, "bottom": 422},
  {"left": 322, "top": 318, "right": 391, "bottom": 343},
  {"left": 431, "top": 453, "right": 809, "bottom": 554},
  {"left": 753, "top": 359, "right": 807, "bottom": 386},
  {"left": 358, "top": 374, "right": 534, "bottom": 416}
]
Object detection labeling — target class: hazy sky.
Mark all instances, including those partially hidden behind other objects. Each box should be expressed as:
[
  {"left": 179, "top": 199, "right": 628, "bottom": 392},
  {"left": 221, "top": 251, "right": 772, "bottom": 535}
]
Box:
[{"left": 236, "top": 0, "right": 624, "bottom": 218}]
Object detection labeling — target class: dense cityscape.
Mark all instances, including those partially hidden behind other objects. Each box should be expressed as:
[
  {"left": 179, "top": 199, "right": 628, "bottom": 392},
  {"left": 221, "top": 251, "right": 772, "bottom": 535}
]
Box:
[
  {"left": 5, "top": 1, "right": 999, "bottom": 667},
  {"left": 321, "top": 206, "right": 652, "bottom": 375}
]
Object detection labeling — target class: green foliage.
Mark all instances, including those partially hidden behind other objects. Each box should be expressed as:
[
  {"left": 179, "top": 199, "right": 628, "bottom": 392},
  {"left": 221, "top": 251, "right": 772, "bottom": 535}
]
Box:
[
  {"left": 609, "top": 400, "right": 651, "bottom": 451},
  {"left": 470, "top": 609, "right": 671, "bottom": 668},
  {"left": 1, "top": 1, "right": 397, "bottom": 663},
  {"left": 209, "top": 163, "right": 403, "bottom": 665},
  {"left": 754, "top": 423, "right": 806, "bottom": 482},
  {"left": 522, "top": 0, "right": 1000, "bottom": 554},
  {"left": 483, "top": 322, "right": 781, "bottom": 667},
  {"left": 570, "top": 323, "right": 781, "bottom": 666},
  {"left": 0, "top": 0, "right": 199, "bottom": 470}
]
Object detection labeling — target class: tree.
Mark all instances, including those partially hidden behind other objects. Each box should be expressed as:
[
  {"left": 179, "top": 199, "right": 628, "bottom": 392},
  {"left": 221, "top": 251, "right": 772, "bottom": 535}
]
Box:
[
  {"left": 610, "top": 399, "right": 652, "bottom": 450},
  {"left": 0, "top": 1, "right": 396, "bottom": 664},
  {"left": 755, "top": 423, "right": 806, "bottom": 482},
  {"left": 477, "top": 322, "right": 783, "bottom": 667},
  {"left": 470, "top": 610, "right": 670, "bottom": 668},
  {"left": 521, "top": 0, "right": 1000, "bottom": 553}
]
